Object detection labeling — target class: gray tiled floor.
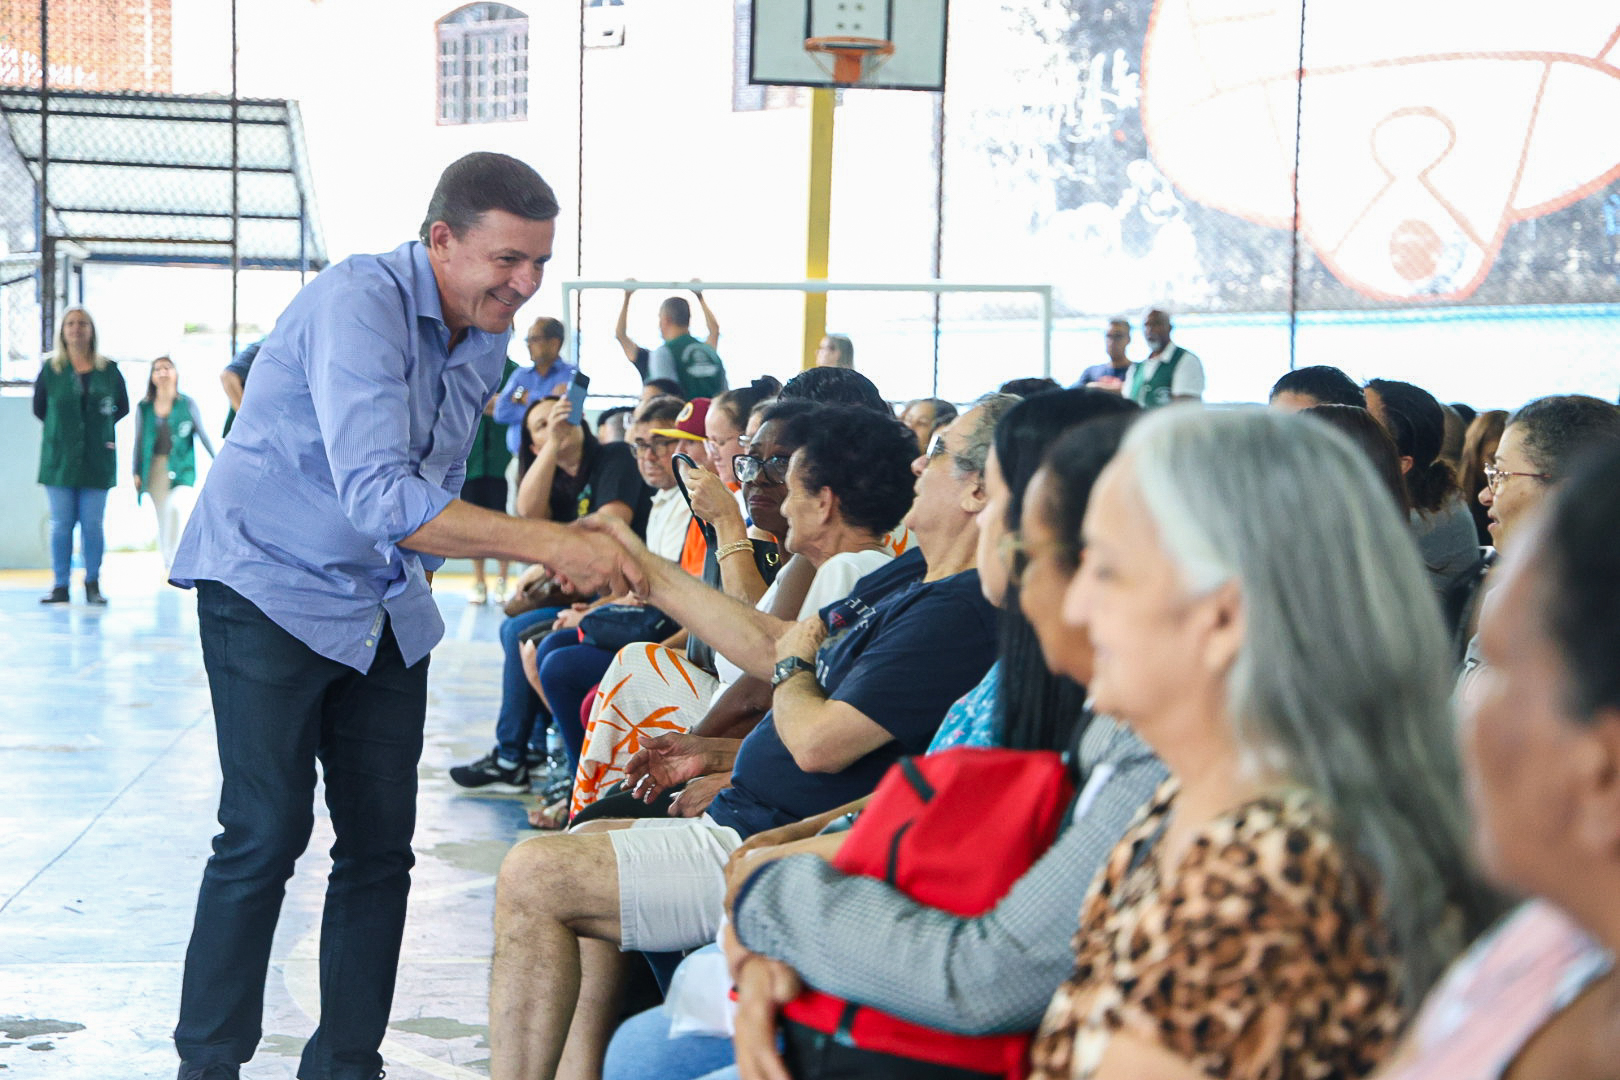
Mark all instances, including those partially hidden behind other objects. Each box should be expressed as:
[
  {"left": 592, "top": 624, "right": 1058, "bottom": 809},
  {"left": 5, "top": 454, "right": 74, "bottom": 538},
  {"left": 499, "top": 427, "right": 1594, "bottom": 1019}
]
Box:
[{"left": 1, "top": 555, "right": 531, "bottom": 1078}]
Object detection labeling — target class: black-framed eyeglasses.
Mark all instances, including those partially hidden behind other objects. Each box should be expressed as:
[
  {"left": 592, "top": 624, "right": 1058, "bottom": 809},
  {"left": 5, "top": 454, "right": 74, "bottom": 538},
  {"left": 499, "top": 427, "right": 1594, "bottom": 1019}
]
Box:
[
  {"left": 733, "top": 453, "right": 791, "bottom": 485},
  {"left": 632, "top": 436, "right": 678, "bottom": 458},
  {"left": 997, "top": 532, "right": 1081, "bottom": 583},
  {"left": 1483, "top": 463, "right": 1553, "bottom": 493}
]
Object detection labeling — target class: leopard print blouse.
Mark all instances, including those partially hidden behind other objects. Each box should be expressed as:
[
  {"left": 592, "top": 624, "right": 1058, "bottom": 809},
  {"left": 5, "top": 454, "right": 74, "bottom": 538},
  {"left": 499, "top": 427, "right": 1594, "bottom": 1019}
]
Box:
[{"left": 1027, "top": 779, "right": 1405, "bottom": 1080}]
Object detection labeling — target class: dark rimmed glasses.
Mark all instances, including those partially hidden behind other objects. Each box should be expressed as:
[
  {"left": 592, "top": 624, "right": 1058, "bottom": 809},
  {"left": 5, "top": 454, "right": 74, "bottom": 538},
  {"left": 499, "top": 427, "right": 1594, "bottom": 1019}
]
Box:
[
  {"left": 733, "top": 453, "right": 791, "bottom": 485},
  {"left": 632, "top": 435, "right": 678, "bottom": 458}
]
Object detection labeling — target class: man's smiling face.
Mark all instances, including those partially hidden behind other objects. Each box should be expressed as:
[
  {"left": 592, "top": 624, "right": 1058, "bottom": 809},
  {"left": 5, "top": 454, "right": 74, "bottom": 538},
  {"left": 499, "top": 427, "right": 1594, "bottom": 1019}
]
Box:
[{"left": 427, "top": 209, "right": 555, "bottom": 335}]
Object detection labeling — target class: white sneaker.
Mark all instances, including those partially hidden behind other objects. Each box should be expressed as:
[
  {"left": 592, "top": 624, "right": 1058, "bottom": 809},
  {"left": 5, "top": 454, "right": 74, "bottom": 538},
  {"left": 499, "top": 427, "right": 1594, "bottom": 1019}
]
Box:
[
  {"left": 469, "top": 581, "right": 488, "bottom": 605},
  {"left": 493, "top": 576, "right": 509, "bottom": 604}
]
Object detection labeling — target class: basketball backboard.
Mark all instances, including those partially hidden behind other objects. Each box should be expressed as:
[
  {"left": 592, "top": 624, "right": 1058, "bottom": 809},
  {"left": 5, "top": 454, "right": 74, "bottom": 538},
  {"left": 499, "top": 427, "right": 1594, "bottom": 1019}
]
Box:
[{"left": 750, "top": 0, "right": 948, "bottom": 91}]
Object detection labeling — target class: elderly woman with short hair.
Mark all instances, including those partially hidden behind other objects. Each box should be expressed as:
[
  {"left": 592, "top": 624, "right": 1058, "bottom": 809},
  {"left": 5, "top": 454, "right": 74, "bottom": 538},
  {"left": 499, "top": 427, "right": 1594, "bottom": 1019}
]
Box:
[{"left": 1028, "top": 408, "right": 1498, "bottom": 1080}]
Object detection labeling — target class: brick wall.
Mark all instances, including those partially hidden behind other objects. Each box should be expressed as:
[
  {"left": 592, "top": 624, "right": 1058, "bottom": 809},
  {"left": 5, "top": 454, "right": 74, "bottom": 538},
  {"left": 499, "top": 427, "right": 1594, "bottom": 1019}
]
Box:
[{"left": 0, "top": 0, "right": 172, "bottom": 93}]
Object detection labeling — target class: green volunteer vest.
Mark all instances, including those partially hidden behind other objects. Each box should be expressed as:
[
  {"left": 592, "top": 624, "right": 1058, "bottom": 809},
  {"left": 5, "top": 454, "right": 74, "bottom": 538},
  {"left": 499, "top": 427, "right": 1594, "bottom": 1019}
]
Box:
[
  {"left": 37, "top": 360, "right": 123, "bottom": 489},
  {"left": 662, "top": 333, "right": 728, "bottom": 399},
  {"left": 136, "top": 396, "right": 201, "bottom": 499},
  {"left": 466, "top": 359, "right": 517, "bottom": 481},
  {"left": 1126, "top": 346, "right": 1185, "bottom": 409}
]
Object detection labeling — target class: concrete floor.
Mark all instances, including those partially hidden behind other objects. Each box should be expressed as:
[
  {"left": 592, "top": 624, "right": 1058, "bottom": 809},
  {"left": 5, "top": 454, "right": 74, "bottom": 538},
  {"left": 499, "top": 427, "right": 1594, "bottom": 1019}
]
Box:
[{"left": 0, "top": 554, "right": 533, "bottom": 1079}]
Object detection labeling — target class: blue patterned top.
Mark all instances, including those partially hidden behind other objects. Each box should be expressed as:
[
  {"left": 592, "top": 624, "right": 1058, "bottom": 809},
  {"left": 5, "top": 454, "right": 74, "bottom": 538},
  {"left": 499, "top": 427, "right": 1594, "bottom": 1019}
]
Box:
[{"left": 927, "top": 660, "right": 1003, "bottom": 753}]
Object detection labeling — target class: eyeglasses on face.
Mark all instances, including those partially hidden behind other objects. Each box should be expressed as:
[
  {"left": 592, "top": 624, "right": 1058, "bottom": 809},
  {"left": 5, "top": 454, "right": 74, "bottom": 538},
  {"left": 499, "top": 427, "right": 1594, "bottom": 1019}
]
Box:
[
  {"left": 733, "top": 453, "right": 791, "bottom": 485},
  {"left": 632, "top": 436, "right": 678, "bottom": 458},
  {"left": 924, "top": 432, "right": 953, "bottom": 462},
  {"left": 1483, "top": 463, "right": 1553, "bottom": 493}
]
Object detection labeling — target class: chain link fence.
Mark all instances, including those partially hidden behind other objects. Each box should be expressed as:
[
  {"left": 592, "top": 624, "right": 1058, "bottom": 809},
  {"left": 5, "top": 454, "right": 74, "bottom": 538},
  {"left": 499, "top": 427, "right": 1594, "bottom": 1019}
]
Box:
[{"left": 936, "top": 0, "right": 1620, "bottom": 407}]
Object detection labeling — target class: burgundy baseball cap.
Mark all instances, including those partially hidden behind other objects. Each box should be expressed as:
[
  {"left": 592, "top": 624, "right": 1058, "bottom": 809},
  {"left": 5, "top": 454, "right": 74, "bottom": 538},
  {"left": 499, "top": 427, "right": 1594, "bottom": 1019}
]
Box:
[{"left": 651, "top": 397, "right": 711, "bottom": 442}]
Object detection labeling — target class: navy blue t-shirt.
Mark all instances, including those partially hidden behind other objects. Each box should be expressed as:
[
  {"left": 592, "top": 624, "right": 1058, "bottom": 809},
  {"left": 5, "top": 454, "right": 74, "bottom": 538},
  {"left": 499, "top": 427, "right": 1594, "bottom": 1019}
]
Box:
[{"left": 707, "top": 547, "right": 999, "bottom": 838}]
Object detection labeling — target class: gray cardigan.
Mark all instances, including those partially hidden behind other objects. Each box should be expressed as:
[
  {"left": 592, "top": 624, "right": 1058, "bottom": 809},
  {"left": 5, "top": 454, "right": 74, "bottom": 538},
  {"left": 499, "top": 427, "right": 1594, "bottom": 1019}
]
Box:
[{"left": 732, "top": 716, "right": 1167, "bottom": 1034}]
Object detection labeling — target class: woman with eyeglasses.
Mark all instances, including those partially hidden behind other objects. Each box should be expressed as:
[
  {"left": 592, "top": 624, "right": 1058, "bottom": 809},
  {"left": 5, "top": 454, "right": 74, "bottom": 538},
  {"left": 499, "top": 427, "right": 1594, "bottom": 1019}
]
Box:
[
  {"left": 1456, "top": 395, "right": 1620, "bottom": 707},
  {"left": 709, "top": 393, "right": 1163, "bottom": 1080},
  {"left": 681, "top": 377, "right": 784, "bottom": 608},
  {"left": 1024, "top": 408, "right": 1497, "bottom": 1080},
  {"left": 568, "top": 402, "right": 916, "bottom": 822}
]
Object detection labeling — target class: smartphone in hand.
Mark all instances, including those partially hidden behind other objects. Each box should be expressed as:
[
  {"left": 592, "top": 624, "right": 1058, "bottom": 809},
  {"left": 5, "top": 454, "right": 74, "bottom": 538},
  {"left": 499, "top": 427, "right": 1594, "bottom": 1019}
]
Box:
[{"left": 565, "top": 372, "right": 591, "bottom": 425}]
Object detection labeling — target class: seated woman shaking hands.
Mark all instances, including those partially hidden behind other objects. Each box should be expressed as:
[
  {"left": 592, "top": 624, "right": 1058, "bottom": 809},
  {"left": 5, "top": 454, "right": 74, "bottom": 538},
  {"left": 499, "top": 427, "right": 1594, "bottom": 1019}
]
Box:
[{"left": 1028, "top": 408, "right": 1498, "bottom": 1080}]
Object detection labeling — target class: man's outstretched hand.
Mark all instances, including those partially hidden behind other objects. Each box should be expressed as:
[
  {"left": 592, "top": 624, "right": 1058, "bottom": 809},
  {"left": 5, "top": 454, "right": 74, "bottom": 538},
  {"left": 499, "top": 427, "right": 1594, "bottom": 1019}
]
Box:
[
  {"left": 573, "top": 513, "right": 656, "bottom": 598},
  {"left": 543, "top": 521, "right": 644, "bottom": 597}
]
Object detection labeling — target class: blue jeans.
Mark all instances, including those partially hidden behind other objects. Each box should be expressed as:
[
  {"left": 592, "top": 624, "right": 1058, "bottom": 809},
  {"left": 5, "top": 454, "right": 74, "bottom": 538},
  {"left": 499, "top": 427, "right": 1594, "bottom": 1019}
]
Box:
[
  {"left": 604, "top": 1004, "right": 738, "bottom": 1080},
  {"left": 44, "top": 485, "right": 108, "bottom": 586},
  {"left": 175, "top": 581, "right": 428, "bottom": 1079},
  {"left": 494, "top": 607, "right": 563, "bottom": 764},
  {"left": 534, "top": 629, "right": 617, "bottom": 770}
]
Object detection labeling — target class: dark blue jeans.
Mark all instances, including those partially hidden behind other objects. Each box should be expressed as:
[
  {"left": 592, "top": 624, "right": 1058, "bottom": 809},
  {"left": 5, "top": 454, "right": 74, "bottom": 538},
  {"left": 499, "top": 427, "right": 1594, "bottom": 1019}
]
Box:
[
  {"left": 494, "top": 607, "right": 563, "bottom": 764},
  {"left": 175, "top": 581, "right": 428, "bottom": 1080}
]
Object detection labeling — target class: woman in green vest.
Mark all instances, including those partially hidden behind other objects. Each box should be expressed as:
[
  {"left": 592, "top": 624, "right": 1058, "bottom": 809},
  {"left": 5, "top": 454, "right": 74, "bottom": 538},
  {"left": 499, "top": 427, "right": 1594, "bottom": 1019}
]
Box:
[
  {"left": 133, "top": 356, "right": 216, "bottom": 571},
  {"left": 33, "top": 307, "right": 129, "bottom": 606}
]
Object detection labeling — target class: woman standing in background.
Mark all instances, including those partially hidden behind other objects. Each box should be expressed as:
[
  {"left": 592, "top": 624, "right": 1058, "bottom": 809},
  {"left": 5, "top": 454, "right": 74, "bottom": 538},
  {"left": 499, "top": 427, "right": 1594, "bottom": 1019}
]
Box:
[
  {"left": 34, "top": 307, "right": 128, "bottom": 605},
  {"left": 133, "top": 356, "right": 216, "bottom": 571}
]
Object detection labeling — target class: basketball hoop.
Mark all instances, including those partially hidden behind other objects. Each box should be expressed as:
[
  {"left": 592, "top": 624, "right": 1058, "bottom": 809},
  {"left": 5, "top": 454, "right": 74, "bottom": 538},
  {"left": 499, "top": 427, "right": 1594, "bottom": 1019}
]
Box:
[{"left": 803, "top": 35, "right": 895, "bottom": 86}]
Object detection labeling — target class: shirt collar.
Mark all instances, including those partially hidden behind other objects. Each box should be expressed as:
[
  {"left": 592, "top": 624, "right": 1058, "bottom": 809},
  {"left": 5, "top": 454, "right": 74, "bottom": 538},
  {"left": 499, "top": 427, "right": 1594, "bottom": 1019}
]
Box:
[
  {"left": 407, "top": 241, "right": 448, "bottom": 330},
  {"left": 407, "top": 241, "right": 505, "bottom": 365}
]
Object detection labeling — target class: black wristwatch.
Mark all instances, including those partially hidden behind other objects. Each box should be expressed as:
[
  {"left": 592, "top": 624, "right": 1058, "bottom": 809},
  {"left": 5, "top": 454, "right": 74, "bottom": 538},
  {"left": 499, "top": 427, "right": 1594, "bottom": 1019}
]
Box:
[{"left": 772, "top": 655, "right": 817, "bottom": 688}]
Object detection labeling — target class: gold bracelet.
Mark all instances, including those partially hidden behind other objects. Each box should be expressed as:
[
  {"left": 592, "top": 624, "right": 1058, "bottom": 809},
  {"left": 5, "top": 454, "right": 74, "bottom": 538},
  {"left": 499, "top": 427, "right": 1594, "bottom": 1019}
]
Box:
[{"left": 716, "top": 540, "right": 754, "bottom": 561}]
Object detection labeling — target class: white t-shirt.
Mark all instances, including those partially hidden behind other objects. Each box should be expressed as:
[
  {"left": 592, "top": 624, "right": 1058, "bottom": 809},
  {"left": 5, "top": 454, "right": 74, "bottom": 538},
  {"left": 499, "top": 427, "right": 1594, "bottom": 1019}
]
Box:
[
  {"left": 1138, "top": 345, "right": 1205, "bottom": 400},
  {"left": 710, "top": 547, "right": 896, "bottom": 694},
  {"left": 645, "top": 485, "right": 690, "bottom": 563}
]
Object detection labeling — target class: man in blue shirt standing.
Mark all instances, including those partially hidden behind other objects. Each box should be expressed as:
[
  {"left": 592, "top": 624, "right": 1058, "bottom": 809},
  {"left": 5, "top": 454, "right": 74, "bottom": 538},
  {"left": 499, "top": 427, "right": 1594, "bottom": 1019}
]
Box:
[
  {"left": 492, "top": 315, "right": 576, "bottom": 454},
  {"left": 168, "top": 152, "right": 626, "bottom": 1080}
]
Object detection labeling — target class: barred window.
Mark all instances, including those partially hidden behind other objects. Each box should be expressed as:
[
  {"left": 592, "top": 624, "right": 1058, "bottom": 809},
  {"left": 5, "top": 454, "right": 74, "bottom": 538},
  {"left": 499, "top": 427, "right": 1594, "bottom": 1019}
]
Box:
[{"left": 437, "top": 4, "right": 528, "bottom": 125}]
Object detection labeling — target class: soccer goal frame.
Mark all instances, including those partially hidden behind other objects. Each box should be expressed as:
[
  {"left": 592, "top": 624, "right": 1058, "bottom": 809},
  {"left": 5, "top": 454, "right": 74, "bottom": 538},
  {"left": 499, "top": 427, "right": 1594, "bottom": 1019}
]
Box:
[{"left": 560, "top": 279, "right": 1057, "bottom": 383}]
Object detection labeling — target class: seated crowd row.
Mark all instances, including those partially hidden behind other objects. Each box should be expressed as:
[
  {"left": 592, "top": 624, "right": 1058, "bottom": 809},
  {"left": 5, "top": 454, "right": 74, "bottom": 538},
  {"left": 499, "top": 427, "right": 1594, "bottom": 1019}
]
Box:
[{"left": 450, "top": 360, "right": 1620, "bottom": 1080}]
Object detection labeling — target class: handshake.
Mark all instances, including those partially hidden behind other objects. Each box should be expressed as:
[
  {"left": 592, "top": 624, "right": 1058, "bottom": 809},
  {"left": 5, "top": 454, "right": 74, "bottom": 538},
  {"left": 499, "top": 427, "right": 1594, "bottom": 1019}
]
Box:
[{"left": 539, "top": 512, "right": 662, "bottom": 603}]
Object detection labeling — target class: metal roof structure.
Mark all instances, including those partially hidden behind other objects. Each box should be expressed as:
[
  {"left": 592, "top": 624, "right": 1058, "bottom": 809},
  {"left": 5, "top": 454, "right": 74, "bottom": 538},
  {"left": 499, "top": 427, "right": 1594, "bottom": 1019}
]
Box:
[{"left": 0, "top": 87, "right": 325, "bottom": 271}]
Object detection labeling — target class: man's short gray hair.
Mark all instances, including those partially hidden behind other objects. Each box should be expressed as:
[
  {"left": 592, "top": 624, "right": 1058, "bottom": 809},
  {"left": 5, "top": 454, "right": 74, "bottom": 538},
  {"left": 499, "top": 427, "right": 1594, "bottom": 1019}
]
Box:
[{"left": 952, "top": 393, "right": 1021, "bottom": 477}]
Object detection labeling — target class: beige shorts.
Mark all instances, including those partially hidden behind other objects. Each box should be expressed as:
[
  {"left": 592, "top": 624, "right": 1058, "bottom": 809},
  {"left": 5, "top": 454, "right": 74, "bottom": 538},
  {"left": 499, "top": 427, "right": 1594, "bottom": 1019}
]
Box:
[{"left": 609, "top": 815, "right": 743, "bottom": 952}]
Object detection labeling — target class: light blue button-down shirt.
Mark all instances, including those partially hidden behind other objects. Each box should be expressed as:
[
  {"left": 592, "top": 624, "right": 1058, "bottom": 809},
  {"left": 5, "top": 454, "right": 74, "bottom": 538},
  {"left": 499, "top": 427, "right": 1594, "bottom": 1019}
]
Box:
[
  {"left": 492, "top": 358, "right": 578, "bottom": 453},
  {"left": 171, "top": 241, "right": 510, "bottom": 671}
]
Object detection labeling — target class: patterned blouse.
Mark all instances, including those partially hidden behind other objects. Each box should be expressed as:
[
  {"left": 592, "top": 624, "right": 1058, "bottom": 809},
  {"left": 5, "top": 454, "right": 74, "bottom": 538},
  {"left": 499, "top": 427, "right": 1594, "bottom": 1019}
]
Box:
[
  {"left": 1028, "top": 779, "right": 1405, "bottom": 1080},
  {"left": 925, "top": 659, "right": 1002, "bottom": 753}
]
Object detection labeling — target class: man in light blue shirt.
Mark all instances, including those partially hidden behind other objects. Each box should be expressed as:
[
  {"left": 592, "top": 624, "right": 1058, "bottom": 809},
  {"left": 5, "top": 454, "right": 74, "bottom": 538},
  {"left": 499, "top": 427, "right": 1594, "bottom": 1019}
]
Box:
[
  {"left": 492, "top": 315, "right": 576, "bottom": 454},
  {"left": 168, "top": 152, "right": 627, "bottom": 1080}
]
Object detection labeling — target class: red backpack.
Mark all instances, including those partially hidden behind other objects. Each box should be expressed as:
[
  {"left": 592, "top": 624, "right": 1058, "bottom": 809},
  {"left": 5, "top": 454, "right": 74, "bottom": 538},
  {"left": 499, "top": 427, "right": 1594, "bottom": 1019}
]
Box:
[{"left": 779, "top": 747, "right": 1075, "bottom": 1079}]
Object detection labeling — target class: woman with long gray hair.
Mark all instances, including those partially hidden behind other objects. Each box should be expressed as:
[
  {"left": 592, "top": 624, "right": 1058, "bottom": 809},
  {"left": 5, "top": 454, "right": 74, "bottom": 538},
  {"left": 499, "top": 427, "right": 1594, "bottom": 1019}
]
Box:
[{"left": 1028, "top": 408, "right": 1498, "bottom": 1080}]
